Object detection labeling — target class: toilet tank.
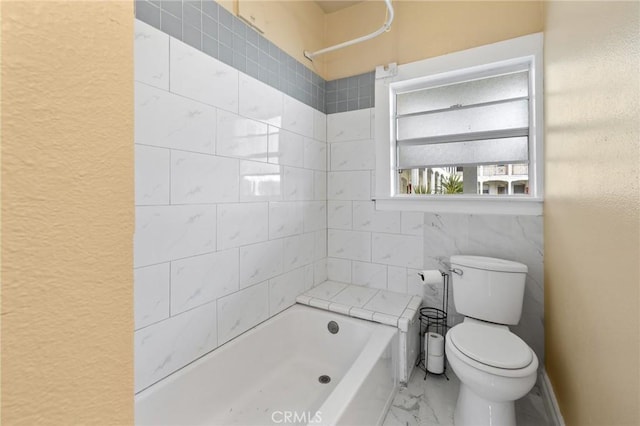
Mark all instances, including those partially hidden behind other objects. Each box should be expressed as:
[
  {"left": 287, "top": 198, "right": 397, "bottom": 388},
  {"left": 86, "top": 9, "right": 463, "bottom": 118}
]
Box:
[{"left": 450, "top": 255, "right": 528, "bottom": 325}]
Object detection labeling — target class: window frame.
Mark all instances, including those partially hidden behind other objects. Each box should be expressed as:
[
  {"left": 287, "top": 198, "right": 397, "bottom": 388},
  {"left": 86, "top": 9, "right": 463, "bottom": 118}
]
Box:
[{"left": 374, "top": 33, "right": 544, "bottom": 215}]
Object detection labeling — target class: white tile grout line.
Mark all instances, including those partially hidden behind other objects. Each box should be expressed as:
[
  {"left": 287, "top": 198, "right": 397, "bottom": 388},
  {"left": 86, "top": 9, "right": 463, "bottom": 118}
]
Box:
[{"left": 361, "top": 287, "right": 380, "bottom": 307}]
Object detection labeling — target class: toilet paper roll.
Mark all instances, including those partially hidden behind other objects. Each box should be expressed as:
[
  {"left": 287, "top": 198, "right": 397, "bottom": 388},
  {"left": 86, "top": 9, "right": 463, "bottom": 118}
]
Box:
[
  {"left": 426, "top": 332, "right": 445, "bottom": 357},
  {"left": 418, "top": 270, "right": 442, "bottom": 286},
  {"left": 427, "top": 353, "right": 445, "bottom": 374}
]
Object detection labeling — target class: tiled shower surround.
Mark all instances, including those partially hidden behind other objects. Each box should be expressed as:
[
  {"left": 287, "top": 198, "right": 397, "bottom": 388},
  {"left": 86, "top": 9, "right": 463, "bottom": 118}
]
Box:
[
  {"left": 134, "top": 0, "right": 545, "bottom": 394},
  {"left": 326, "top": 109, "right": 545, "bottom": 362},
  {"left": 134, "top": 20, "right": 328, "bottom": 392},
  {"left": 134, "top": 0, "right": 375, "bottom": 114}
]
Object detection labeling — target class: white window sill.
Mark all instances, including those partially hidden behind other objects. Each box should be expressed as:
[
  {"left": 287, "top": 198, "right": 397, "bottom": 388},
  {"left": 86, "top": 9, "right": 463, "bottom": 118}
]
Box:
[{"left": 373, "top": 195, "right": 543, "bottom": 216}]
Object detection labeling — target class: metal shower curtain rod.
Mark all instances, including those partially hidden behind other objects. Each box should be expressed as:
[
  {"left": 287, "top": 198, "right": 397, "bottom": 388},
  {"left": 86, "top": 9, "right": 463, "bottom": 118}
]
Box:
[{"left": 303, "top": 0, "right": 394, "bottom": 61}]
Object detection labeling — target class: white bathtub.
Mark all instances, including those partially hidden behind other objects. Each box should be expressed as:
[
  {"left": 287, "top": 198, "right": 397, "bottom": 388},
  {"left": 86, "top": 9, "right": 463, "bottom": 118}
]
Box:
[{"left": 136, "top": 304, "right": 399, "bottom": 426}]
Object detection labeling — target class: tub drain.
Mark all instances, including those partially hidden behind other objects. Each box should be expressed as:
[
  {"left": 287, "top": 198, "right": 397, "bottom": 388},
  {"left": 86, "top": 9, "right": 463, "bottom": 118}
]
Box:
[
  {"left": 318, "top": 375, "right": 331, "bottom": 384},
  {"left": 327, "top": 321, "right": 339, "bottom": 334}
]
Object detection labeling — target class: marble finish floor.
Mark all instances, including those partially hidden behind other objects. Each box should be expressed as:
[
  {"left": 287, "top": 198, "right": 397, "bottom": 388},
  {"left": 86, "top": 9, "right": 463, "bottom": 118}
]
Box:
[{"left": 382, "top": 367, "right": 551, "bottom": 426}]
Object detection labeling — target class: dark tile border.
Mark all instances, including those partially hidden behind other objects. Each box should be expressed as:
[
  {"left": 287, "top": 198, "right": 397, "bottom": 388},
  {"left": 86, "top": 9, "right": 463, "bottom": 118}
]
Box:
[
  {"left": 325, "top": 71, "right": 374, "bottom": 114},
  {"left": 135, "top": 0, "right": 374, "bottom": 114}
]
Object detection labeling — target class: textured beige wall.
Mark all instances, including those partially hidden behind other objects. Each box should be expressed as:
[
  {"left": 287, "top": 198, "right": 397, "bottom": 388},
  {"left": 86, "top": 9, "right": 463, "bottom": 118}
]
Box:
[
  {"left": 323, "top": 0, "right": 544, "bottom": 80},
  {"left": 1, "top": 2, "right": 134, "bottom": 424},
  {"left": 217, "top": 1, "right": 542, "bottom": 81},
  {"left": 544, "top": 1, "right": 640, "bottom": 425}
]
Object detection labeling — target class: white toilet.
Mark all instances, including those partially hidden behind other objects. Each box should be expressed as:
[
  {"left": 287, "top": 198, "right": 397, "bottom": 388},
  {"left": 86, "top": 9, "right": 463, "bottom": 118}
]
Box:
[{"left": 445, "top": 255, "right": 538, "bottom": 426}]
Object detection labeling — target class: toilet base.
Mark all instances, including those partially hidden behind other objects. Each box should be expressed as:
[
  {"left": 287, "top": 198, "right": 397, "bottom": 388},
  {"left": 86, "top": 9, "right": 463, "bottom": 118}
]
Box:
[{"left": 454, "top": 384, "right": 516, "bottom": 426}]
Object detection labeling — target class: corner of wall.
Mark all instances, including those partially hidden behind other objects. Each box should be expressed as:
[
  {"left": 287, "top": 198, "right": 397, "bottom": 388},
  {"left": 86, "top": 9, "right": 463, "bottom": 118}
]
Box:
[{"left": 543, "top": 1, "right": 640, "bottom": 424}]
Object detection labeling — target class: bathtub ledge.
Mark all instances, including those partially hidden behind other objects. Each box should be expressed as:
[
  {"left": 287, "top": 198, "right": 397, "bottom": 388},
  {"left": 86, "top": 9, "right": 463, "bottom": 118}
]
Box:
[{"left": 296, "top": 281, "right": 421, "bottom": 333}]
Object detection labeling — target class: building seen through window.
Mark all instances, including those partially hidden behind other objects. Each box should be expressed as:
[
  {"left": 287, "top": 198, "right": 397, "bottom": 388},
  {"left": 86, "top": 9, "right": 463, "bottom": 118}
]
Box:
[{"left": 399, "top": 163, "right": 529, "bottom": 195}]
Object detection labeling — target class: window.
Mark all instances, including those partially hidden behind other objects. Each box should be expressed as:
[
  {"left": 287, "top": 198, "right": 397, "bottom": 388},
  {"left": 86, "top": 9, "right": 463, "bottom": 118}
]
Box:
[
  {"left": 374, "top": 33, "right": 543, "bottom": 215},
  {"left": 395, "top": 68, "right": 531, "bottom": 196}
]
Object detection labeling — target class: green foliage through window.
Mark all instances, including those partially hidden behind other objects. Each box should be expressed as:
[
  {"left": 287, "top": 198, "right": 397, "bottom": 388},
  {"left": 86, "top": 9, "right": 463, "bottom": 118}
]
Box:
[{"left": 441, "top": 175, "right": 463, "bottom": 194}]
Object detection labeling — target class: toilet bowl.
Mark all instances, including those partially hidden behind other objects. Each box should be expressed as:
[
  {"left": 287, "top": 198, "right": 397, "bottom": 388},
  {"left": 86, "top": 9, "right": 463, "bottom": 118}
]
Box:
[
  {"left": 446, "top": 256, "right": 538, "bottom": 426},
  {"left": 446, "top": 318, "right": 538, "bottom": 426}
]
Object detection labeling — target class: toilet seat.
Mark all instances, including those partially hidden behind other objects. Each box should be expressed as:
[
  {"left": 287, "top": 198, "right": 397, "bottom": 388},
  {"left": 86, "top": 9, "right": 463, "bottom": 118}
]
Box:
[
  {"left": 446, "top": 335, "right": 537, "bottom": 379},
  {"left": 449, "top": 321, "right": 532, "bottom": 369}
]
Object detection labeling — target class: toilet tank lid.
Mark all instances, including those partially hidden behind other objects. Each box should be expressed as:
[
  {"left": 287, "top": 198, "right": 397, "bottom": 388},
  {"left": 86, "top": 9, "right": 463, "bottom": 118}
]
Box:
[
  {"left": 450, "top": 256, "right": 528, "bottom": 273},
  {"left": 449, "top": 322, "right": 533, "bottom": 369}
]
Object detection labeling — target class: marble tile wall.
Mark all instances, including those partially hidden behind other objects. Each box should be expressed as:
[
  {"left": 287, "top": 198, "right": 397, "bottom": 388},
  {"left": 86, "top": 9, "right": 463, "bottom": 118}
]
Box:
[
  {"left": 422, "top": 213, "right": 545, "bottom": 361},
  {"left": 327, "top": 108, "right": 424, "bottom": 294},
  {"left": 326, "top": 109, "right": 545, "bottom": 362},
  {"left": 134, "top": 20, "right": 328, "bottom": 393}
]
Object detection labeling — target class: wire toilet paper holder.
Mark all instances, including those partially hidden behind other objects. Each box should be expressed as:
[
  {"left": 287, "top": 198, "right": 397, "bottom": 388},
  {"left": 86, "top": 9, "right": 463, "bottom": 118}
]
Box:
[{"left": 416, "top": 270, "right": 450, "bottom": 380}]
